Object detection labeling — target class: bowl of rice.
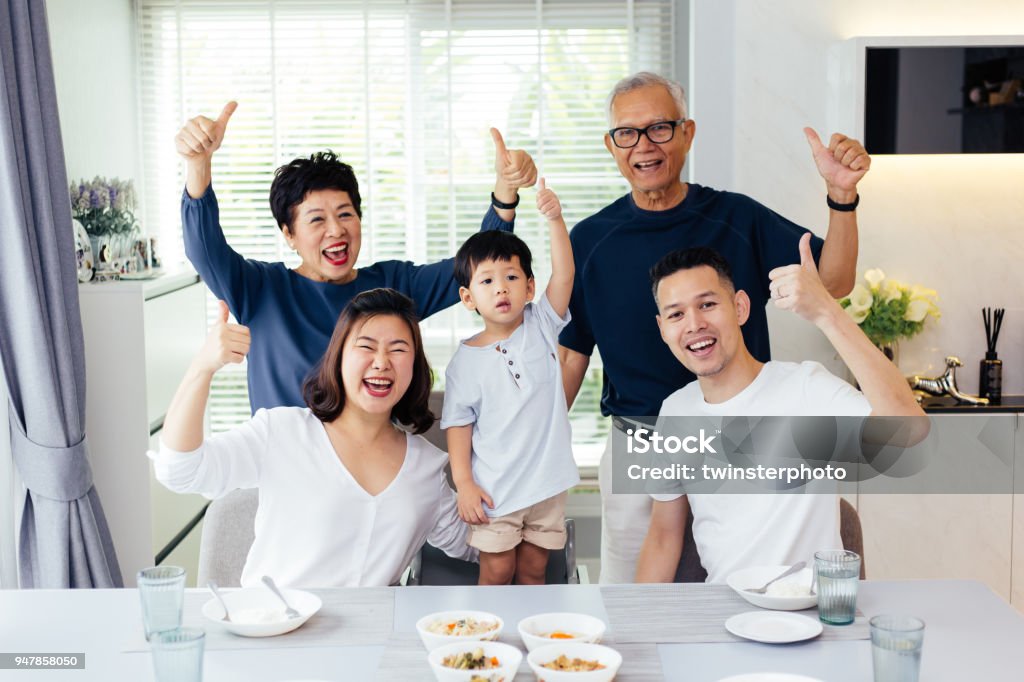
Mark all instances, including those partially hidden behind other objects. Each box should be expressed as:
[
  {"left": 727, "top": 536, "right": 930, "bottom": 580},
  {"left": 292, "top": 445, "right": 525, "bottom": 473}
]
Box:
[
  {"left": 726, "top": 565, "right": 818, "bottom": 611},
  {"left": 416, "top": 610, "right": 504, "bottom": 651}
]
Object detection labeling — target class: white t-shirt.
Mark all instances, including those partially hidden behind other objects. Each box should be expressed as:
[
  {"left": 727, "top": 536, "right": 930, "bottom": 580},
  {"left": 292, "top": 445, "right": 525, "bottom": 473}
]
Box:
[
  {"left": 152, "top": 407, "right": 474, "bottom": 588},
  {"left": 441, "top": 294, "right": 580, "bottom": 517},
  {"left": 653, "top": 361, "right": 871, "bottom": 583}
]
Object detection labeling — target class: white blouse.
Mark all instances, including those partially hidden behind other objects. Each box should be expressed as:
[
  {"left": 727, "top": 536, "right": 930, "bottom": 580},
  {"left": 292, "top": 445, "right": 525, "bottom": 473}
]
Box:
[{"left": 152, "top": 407, "right": 475, "bottom": 588}]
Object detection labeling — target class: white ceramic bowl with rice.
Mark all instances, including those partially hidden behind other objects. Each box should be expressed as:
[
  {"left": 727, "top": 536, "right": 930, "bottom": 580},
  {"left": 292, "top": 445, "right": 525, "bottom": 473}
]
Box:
[
  {"left": 516, "top": 612, "right": 607, "bottom": 652},
  {"left": 201, "top": 587, "right": 321, "bottom": 637},
  {"left": 726, "top": 565, "right": 818, "bottom": 611},
  {"left": 526, "top": 642, "right": 622, "bottom": 682},
  {"left": 426, "top": 640, "right": 523, "bottom": 682},
  {"left": 416, "top": 610, "right": 504, "bottom": 651}
]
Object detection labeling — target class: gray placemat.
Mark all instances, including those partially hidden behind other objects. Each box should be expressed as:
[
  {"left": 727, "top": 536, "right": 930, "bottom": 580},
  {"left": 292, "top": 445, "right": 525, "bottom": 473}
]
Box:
[
  {"left": 601, "top": 584, "right": 868, "bottom": 644},
  {"left": 393, "top": 584, "right": 609, "bottom": 633},
  {"left": 122, "top": 587, "right": 395, "bottom": 652},
  {"left": 375, "top": 633, "right": 663, "bottom": 681}
]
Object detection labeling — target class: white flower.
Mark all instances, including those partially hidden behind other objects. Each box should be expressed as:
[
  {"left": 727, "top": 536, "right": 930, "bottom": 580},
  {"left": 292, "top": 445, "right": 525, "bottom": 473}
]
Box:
[
  {"left": 904, "top": 299, "right": 930, "bottom": 323},
  {"left": 846, "top": 306, "right": 870, "bottom": 324},
  {"left": 863, "top": 269, "right": 886, "bottom": 290},
  {"left": 847, "top": 284, "right": 873, "bottom": 312},
  {"left": 909, "top": 284, "right": 938, "bottom": 302},
  {"left": 880, "top": 278, "right": 904, "bottom": 304}
]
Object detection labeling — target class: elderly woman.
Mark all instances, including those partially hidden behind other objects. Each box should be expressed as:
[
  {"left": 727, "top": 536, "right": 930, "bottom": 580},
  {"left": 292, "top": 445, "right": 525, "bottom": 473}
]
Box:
[{"left": 175, "top": 101, "right": 536, "bottom": 411}]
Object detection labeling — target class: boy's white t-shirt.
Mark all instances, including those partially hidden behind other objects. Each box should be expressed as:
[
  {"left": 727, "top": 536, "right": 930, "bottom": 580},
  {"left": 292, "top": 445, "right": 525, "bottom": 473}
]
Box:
[
  {"left": 653, "top": 360, "right": 871, "bottom": 583},
  {"left": 441, "top": 294, "right": 580, "bottom": 517}
]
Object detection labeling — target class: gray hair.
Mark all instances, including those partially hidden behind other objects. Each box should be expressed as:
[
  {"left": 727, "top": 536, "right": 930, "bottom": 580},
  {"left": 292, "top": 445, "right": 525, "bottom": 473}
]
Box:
[{"left": 606, "top": 72, "right": 688, "bottom": 126}]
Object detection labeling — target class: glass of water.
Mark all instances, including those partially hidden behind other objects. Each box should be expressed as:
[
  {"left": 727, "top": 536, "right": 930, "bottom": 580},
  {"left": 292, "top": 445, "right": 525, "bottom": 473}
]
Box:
[
  {"left": 814, "top": 550, "right": 860, "bottom": 625},
  {"left": 870, "top": 614, "right": 925, "bottom": 682},
  {"left": 138, "top": 566, "right": 186, "bottom": 640},
  {"left": 151, "top": 627, "right": 205, "bottom": 682}
]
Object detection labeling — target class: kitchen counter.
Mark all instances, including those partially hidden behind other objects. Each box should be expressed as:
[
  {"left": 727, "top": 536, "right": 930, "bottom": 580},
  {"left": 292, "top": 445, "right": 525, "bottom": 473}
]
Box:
[{"left": 919, "top": 394, "right": 1024, "bottom": 413}]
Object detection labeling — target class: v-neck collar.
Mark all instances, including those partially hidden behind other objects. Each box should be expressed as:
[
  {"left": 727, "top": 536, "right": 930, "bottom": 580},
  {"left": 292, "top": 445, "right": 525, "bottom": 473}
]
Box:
[{"left": 316, "top": 423, "right": 411, "bottom": 499}]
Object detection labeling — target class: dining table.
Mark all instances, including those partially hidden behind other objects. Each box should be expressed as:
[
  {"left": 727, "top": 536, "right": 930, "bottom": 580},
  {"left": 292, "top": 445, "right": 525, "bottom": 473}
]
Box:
[{"left": 1, "top": 579, "right": 1022, "bottom": 681}]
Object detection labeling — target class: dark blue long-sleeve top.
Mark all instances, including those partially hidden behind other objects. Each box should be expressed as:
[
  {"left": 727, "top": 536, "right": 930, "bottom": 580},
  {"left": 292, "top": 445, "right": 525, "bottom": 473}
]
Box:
[{"left": 182, "top": 186, "right": 512, "bottom": 413}]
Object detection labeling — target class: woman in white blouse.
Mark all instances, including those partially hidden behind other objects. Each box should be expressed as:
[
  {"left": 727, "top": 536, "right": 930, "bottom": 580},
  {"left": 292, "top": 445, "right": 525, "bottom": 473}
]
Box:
[{"left": 154, "top": 288, "right": 475, "bottom": 588}]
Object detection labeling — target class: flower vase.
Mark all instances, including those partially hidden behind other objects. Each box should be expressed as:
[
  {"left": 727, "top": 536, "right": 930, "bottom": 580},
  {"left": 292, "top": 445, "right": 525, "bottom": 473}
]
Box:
[{"left": 876, "top": 340, "right": 900, "bottom": 367}]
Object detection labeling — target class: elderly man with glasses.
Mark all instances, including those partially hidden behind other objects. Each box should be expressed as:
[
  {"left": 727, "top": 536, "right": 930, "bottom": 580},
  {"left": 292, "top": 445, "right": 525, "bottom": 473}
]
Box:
[{"left": 556, "top": 72, "right": 870, "bottom": 584}]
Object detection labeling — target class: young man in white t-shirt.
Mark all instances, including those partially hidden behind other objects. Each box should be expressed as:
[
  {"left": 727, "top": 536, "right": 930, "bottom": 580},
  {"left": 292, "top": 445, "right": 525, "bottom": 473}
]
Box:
[{"left": 635, "top": 236, "right": 925, "bottom": 583}]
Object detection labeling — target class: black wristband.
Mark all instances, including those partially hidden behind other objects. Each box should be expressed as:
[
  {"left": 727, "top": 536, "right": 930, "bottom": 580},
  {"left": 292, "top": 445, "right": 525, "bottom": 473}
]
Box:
[
  {"left": 826, "top": 193, "right": 859, "bottom": 212},
  {"left": 491, "top": 192, "right": 520, "bottom": 210}
]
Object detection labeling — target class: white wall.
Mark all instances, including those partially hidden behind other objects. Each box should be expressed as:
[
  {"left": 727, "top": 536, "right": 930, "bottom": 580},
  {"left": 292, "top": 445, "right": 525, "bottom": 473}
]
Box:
[
  {"left": 45, "top": 0, "right": 139, "bottom": 186},
  {"left": 689, "top": 0, "right": 1024, "bottom": 395}
]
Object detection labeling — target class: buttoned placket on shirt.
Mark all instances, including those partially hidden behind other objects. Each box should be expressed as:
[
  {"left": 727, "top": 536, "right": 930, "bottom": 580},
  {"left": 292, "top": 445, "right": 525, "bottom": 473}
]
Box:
[{"left": 494, "top": 315, "right": 531, "bottom": 388}]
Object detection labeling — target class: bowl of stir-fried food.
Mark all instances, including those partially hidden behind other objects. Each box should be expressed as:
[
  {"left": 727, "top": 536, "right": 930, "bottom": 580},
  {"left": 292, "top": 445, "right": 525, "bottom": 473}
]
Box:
[
  {"left": 426, "top": 641, "right": 523, "bottom": 682},
  {"left": 527, "top": 642, "right": 622, "bottom": 681},
  {"left": 516, "top": 613, "right": 607, "bottom": 652},
  {"left": 416, "top": 610, "right": 504, "bottom": 651}
]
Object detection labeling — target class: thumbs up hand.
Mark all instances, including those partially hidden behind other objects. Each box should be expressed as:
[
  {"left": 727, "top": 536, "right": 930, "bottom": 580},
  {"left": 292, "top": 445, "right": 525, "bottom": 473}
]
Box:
[
  {"left": 804, "top": 127, "right": 870, "bottom": 200},
  {"left": 536, "top": 178, "right": 563, "bottom": 221},
  {"left": 175, "top": 101, "right": 238, "bottom": 163},
  {"left": 491, "top": 128, "right": 538, "bottom": 199},
  {"left": 194, "top": 300, "right": 251, "bottom": 376},
  {"left": 768, "top": 233, "right": 837, "bottom": 324}
]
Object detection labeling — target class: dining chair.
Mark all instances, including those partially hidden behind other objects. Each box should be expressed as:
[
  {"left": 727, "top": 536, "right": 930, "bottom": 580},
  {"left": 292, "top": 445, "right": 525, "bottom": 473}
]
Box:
[
  {"left": 839, "top": 498, "right": 866, "bottom": 579},
  {"left": 403, "top": 518, "right": 586, "bottom": 586},
  {"left": 196, "top": 488, "right": 258, "bottom": 588}
]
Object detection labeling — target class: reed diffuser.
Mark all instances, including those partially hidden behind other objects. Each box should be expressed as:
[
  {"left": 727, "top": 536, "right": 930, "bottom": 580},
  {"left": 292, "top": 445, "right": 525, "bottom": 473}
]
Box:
[{"left": 980, "top": 307, "right": 1005, "bottom": 403}]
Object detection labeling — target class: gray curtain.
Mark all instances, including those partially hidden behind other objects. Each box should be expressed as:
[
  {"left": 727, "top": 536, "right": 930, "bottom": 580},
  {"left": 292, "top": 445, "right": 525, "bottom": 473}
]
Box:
[{"left": 0, "top": 0, "right": 121, "bottom": 588}]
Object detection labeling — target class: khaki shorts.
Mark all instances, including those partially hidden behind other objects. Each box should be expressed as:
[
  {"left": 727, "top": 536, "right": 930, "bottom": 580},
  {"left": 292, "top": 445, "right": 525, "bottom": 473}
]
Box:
[{"left": 469, "top": 491, "right": 568, "bottom": 553}]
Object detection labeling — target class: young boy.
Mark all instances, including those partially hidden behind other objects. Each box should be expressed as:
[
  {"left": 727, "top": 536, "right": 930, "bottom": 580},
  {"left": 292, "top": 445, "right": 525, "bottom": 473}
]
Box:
[{"left": 441, "top": 179, "right": 579, "bottom": 585}]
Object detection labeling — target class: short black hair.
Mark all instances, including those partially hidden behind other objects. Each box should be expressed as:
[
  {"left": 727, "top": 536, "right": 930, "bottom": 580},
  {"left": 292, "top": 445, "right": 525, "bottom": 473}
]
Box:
[
  {"left": 453, "top": 231, "right": 534, "bottom": 287},
  {"left": 649, "top": 247, "right": 735, "bottom": 303},
  {"left": 269, "top": 150, "right": 361, "bottom": 232}
]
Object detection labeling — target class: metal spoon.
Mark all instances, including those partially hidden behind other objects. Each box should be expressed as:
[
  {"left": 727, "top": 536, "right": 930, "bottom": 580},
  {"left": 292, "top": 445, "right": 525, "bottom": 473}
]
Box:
[
  {"left": 207, "top": 580, "right": 232, "bottom": 622},
  {"left": 744, "top": 561, "right": 807, "bottom": 594},
  {"left": 261, "top": 575, "right": 301, "bottom": 619}
]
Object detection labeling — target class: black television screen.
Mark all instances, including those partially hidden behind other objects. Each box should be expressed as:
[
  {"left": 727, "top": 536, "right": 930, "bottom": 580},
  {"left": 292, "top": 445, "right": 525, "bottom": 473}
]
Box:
[{"left": 864, "top": 46, "right": 1024, "bottom": 154}]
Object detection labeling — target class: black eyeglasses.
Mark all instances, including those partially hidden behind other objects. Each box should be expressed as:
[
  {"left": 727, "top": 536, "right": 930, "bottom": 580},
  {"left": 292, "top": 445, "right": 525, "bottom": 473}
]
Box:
[{"left": 608, "top": 119, "right": 687, "bottom": 148}]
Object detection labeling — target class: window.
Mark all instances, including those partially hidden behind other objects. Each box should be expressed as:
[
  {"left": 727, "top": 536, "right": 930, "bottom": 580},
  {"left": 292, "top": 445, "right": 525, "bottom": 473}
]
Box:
[{"left": 137, "top": 0, "right": 676, "bottom": 468}]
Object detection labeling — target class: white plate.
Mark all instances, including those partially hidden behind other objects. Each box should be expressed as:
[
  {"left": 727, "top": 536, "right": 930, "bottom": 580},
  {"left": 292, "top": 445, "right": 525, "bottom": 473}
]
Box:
[
  {"left": 720, "top": 671, "right": 823, "bottom": 675},
  {"left": 201, "top": 587, "right": 321, "bottom": 637},
  {"left": 724, "top": 611, "right": 823, "bottom": 644},
  {"left": 726, "top": 566, "right": 817, "bottom": 611}
]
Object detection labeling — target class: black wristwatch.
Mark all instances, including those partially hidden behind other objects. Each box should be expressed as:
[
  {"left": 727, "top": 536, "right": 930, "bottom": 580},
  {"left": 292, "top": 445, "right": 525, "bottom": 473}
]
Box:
[{"left": 491, "top": 192, "right": 520, "bottom": 210}]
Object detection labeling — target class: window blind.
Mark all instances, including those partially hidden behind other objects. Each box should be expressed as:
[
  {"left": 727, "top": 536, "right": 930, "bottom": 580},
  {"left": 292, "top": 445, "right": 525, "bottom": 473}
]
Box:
[{"left": 137, "top": 0, "right": 676, "bottom": 468}]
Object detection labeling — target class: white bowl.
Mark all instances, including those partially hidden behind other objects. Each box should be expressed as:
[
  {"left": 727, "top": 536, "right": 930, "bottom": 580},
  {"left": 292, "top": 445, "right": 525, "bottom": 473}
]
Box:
[
  {"left": 201, "top": 587, "right": 321, "bottom": 637},
  {"left": 526, "top": 642, "right": 622, "bottom": 682},
  {"left": 416, "top": 610, "right": 504, "bottom": 651},
  {"left": 516, "top": 612, "right": 607, "bottom": 652},
  {"left": 726, "top": 566, "right": 817, "bottom": 611},
  {"left": 427, "top": 640, "right": 523, "bottom": 682}
]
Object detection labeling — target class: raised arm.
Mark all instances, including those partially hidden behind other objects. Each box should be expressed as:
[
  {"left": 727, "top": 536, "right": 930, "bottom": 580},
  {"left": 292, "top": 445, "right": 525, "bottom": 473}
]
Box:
[
  {"left": 536, "top": 178, "right": 574, "bottom": 317},
  {"left": 489, "top": 128, "right": 537, "bottom": 223},
  {"left": 803, "top": 127, "right": 870, "bottom": 298},
  {"left": 162, "top": 301, "right": 251, "bottom": 452},
  {"left": 176, "top": 101, "right": 237, "bottom": 199},
  {"left": 768, "top": 234, "right": 924, "bottom": 418},
  {"left": 635, "top": 497, "right": 688, "bottom": 583}
]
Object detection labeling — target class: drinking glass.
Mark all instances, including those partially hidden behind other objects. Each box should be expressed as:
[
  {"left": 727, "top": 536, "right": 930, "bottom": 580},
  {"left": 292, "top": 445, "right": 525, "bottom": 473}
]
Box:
[
  {"left": 870, "top": 614, "right": 925, "bottom": 682},
  {"left": 814, "top": 550, "right": 860, "bottom": 625},
  {"left": 150, "top": 627, "right": 205, "bottom": 682},
  {"left": 138, "top": 566, "right": 186, "bottom": 640}
]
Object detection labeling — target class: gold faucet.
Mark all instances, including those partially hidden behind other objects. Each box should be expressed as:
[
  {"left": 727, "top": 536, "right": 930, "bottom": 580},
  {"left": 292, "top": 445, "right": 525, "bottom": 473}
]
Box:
[{"left": 907, "top": 356, "right": 989, "bottom": 406}]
